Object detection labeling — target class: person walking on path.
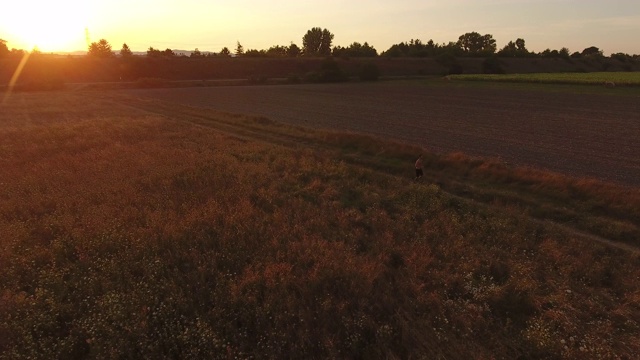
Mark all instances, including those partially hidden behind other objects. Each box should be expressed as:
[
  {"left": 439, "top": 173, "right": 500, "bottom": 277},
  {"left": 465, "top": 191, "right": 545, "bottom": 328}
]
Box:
[{"left": 415, "top": 154, "right": 424, "bottom": 181}]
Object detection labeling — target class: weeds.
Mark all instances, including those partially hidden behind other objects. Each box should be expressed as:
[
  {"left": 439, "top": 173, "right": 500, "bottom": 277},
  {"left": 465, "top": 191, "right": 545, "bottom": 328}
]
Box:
[{"left": 0, "top": 92, "right": 638, "bottom": 358}]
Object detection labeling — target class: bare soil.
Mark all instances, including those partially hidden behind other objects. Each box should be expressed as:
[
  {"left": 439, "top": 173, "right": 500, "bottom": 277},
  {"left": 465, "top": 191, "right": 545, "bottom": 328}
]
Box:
[{"left": 120, "top": 81, "right": 640, "bottom": 186}]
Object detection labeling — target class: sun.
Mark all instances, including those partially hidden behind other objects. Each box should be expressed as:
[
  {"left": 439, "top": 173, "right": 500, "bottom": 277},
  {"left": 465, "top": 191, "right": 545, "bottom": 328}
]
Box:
[{"left": 2, "top": 1, "right": 92, "bottom": 52}]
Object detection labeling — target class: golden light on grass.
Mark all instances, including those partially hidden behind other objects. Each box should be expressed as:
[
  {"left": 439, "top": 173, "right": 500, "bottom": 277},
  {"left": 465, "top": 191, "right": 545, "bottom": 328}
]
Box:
[
  {"left": 1, "top": 51, "right": 30, "bottom": 106},
  {"left": 0, "top": 92, "right": 638, "bottom": 358}
]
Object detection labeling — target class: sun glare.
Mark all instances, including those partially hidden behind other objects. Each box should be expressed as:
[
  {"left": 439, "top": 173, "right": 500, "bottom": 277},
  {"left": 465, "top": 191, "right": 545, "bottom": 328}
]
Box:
[{"left": 4, "top": 1, "right": 91, "bottom": 52}]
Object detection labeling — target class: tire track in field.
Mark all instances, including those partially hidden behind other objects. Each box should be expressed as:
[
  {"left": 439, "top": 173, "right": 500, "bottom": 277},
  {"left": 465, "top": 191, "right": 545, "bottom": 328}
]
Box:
[
  {"left": 119, "top": 82, "right": 640, "bottom": 186},
  {"left": 111, "top": 92, "right": 640, "bottom": 255}
]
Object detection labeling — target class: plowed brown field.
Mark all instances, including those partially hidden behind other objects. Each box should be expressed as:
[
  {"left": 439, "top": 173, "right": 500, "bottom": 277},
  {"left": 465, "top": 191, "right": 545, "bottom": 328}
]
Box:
[{"left": 120, "top": 81, "right": 640, "bottom": 186}]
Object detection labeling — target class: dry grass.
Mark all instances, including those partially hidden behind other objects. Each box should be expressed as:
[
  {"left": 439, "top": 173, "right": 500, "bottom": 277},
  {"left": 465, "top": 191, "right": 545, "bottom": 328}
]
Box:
[
  {"left": 449, "top": 72, "right": 640, "bottom": 86},
  {"left": 0, "top": 91, "right": 638, "bottom": 359}
]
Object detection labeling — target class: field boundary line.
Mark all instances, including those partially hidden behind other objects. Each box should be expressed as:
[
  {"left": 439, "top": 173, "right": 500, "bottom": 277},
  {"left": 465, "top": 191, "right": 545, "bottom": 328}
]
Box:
[{"left": 111, "top": 93, "right": 640, "bottom": 255}]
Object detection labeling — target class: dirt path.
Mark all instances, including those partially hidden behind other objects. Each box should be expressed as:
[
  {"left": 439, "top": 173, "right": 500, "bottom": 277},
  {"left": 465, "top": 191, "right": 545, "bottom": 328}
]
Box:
[
  {"left": 119, "top": 81, "right": 640, "bottom": 186},
  {"left": 111, "top": 92, "right": 640, "bottom": 255},
  {"left": 537, "top": 219, "right": 640, "bottom": 254}
]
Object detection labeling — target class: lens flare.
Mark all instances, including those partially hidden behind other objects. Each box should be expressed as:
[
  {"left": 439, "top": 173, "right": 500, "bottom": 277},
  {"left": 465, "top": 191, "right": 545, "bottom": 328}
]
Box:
[{"left": 1, "top": 52, "right": 31, "bottom": 106}]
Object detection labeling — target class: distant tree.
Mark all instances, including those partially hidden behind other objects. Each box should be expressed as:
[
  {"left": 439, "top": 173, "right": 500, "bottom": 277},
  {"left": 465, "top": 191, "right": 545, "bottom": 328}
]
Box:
[
  {"left": 88, "top": 39, "right": 114, "bottom": 58},
  {"left": 10, "top": 48, "right": 26, "bottom": 57},
  {"left": 581, "top": 46, "right": 603, "bottom": 57},
  {"left": 331, "top": 45, "right": 345, "bottom": 57},
  {"left": 0, "top": 39, "right": 9, "bottom": 58},
  {"left": 498, "top": 41, "right": 517, "bottom": 57},
  {"left": 120, "top": 43, "right": 133, "bottom": 57},
  {"left": 498, "top": 38, "right": 529, "bottom": 57},
  {"left": 381, "top": 39, "right": 415, "bottom": 57},
  {"left": 190, "top": 48, "right": 203, "bottom": 58},
  {"left": 235, "top": 41, "right": 244, "bottom": 56},
  {"left": 302, "top": 27, "right": 334, "bottom": 56},
  {"left": 540, "top": 48, "right": 561, "bottom": 58},
  {"left": 611, "top": 52, "right": 632, "bottom": 63},
  {"left": 244, "top": 49, "right": 266, "bottom": 57},
  {"left": 219, "top": 47, "right": 231, "bottom": 57},
  {"left": 331, "top": 45, "right": 344, "bottom": 57},
  {"left": 381, "top": 42, "right": 407, "bottom": 57},
  {"left": 147, "top": 47, "right": 162, "bottom": 57},
  {"left": 382, "top": 38, "right": 458, "bottom": 57},
  {"left": 146, "top": 47, "right": 174, "bottom": 57},
  {"left": 266, "top": 45, "right": 288, "bottom": 57},
  {"left": 424, "top": 39, "right": 438, "bottom": 56},
  {"left": 443, "top": 41, "right": 464, "bottom": 56},
  {"left": 457, "top": 32, "right": 496, "bottom": 56},
  {"left": 358, "top": 42, "right": 374, "bottom": 57},
  {"left": 559, "top": 47, "right": 571, "bottom": 59},
  {"left": 406, "top": 39, "right": 430, "bottom": 57},
  {"left": 333, "top": 42, "right": 377, "bottom": 57},
  {"left": 287, "top": 43, "right": 301, "bottom": 57}
]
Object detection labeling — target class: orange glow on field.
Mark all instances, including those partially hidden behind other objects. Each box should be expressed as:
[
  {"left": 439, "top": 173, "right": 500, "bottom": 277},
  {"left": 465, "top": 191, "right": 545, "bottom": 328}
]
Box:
[{"left": 4, "top": 1, "right": 91, "bottom": 52}]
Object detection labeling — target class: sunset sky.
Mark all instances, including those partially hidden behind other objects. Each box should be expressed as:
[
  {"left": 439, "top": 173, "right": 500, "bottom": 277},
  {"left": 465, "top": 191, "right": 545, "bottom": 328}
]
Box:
[{"left": 1, "top": 0, "right": 639, "bottom": 55}]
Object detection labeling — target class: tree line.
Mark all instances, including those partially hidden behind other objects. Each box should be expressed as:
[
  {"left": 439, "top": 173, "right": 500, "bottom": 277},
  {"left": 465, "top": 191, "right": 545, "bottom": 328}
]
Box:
[{"left": 2, "top": 27, "right": 639, "bottom": 63}]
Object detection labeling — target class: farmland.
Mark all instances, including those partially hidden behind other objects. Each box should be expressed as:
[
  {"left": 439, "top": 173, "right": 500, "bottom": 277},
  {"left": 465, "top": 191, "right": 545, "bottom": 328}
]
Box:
[
  {"left": 1, "top": 88, "right": 640, "bottom": 359},
  {"left": 448, "top": 72, "right": 640, "bottom": 86},
  {"left": 121, "top": 79, "right": 640, "bottom": 186}
]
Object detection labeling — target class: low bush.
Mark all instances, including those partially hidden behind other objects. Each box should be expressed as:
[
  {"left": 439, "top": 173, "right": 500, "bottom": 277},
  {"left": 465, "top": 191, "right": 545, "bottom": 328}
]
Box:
[
  {"left": 435, "top": 52, "right": 464, "bottom": 75},
  {"left": 305, "top": 58, "right": 348, "bottom": 83},
  {"left": 481, "top": 57, "right": 505, "bottom": 74},
  {"left": 358, "top": 62, "right": 380, "bottom": 81}
]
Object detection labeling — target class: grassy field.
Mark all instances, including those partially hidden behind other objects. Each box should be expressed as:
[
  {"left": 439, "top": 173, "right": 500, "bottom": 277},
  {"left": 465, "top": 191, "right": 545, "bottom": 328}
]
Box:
[
  {"left": 448, "top": 72, "right": 640, "bottom": 86},
  {"left": 1, "top": 91, "right": 639, "bottom": 359}
]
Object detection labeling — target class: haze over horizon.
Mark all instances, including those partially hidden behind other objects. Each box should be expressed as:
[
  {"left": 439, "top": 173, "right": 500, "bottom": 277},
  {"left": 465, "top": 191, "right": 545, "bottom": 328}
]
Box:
[{"left": 2, "top": 0, "right": 639, "bottom": 55}]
